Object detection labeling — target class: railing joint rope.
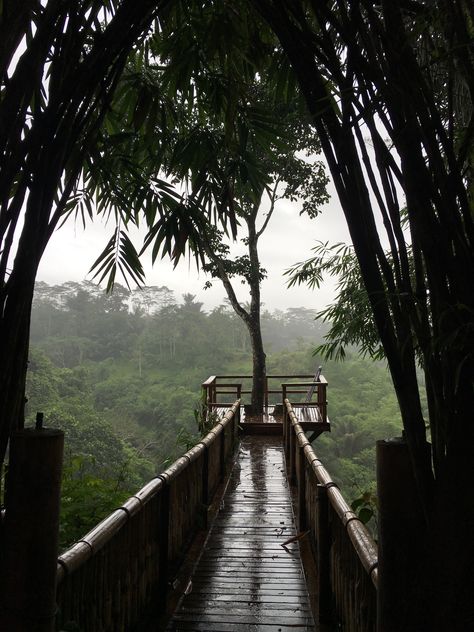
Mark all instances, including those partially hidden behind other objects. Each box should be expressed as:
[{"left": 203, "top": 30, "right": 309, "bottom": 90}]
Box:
[
  {"left": 368, "top": 560, "right": 379, "bottom": 574},
  {"left": 76, "top": 539, "right": 94, "bottom": 555},
  {"left": 115, "top": 505, "right": 132, "bottom": 519}
]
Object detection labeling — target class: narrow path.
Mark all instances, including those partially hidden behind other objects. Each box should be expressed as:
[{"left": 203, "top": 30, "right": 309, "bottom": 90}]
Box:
[{"left": 168, "top": 436, "right": 316, "bottom": 632}]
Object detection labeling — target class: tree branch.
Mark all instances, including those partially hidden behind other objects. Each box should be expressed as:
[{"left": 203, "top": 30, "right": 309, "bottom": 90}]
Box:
[{"left": 256, "top": 177, "right": 281, "bottom": 239}]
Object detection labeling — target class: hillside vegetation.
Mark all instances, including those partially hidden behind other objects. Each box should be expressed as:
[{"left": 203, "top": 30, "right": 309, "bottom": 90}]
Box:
[{"left": 27, "top": 282, "right": 402, "bottom": 547}]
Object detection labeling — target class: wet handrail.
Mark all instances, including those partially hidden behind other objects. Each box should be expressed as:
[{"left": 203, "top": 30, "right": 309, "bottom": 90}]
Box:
[
  {"left": 56, "top": 400, "right": 241, "bottom": 632},
  {"left": 284, "top": 398, "right": 378, "bottom": 630}
]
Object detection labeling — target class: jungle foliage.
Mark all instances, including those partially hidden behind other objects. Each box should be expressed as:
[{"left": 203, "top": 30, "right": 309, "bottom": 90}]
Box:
[{"left": 27, "top": 281, "right": 401, "bottom": 548}]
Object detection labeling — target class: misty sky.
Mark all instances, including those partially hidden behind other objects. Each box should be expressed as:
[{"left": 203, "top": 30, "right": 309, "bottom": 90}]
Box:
[{"left": 37, "top": 177, "right": 351, "bottom": 313}]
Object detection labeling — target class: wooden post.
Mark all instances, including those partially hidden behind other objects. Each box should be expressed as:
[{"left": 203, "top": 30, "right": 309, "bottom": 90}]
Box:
[
  {"left": 201, "top": 384, "right": 207, "bottom": 415},
  {"left": 220, "top": 426, "right": 226, "bottom": 479},
  {"left": 157, "top": 481, "right": 170, "bottom": 613},
  {"left": 201, "top": 445, "right": 209, "bottom": 529},
  {"left": 235, "top": 390, "right": 241, "bottom": 444},
  {"left": 317, "top": 381, "right": 327, "bottom": 423},
  {"left": 316, "top": 483, "right": 332, "bottom": 624},
  {"left": 376, "top": 438, "right": 427, "bottom": 632},
  {"left": 289, "top": 417, "right": 296, "bottom": 484},
  {"left": 0, "top": 426, "right": 64, "bottom": 632},
  {"left": 282, "top": 386, "right": 288, "bottom": 458},
  {"left": 212, "top": 378, "right": 217, "bottom": 408},
  {"left": 297, "top": 444, "right": 306, "bottom": 530}
]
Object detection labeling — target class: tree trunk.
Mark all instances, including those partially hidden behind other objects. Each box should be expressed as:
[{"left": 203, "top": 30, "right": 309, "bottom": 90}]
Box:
[
  {"left": 0, "top": 0, "right": 169, "bottom": 473},
  {"left": 205, "top": 209, "right": 268, "bottom": 415},
  {"left": 425, "top": 387, "right": 474, "bottom": 631},
  {"left": 0, "top": 276, "right": 36, "bottom": 467},
  {"left": 247, "top": 214, "right": 266, "bottom": 415},
  {"left": 247, "top": 315, "right": 266, "bottom": 417}
]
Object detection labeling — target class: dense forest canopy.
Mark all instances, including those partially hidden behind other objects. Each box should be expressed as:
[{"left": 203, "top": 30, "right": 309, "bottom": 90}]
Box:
[{"left": 25, "top": 280, "right": 400, "bottom": 549}]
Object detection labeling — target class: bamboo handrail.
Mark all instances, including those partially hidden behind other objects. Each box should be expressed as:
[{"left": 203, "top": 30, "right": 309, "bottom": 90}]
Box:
[
  {"left": 285, "top": 398, "right": 378, "bottom": 585},
  {"left": 55, "top": 380, "right": 377, "bottom": 631},
  {"left": 284, "top": 398, "right": 377, "bottom": 630},
  {"left": 56, "top": 400, "right": 241, "bottom": 632}
]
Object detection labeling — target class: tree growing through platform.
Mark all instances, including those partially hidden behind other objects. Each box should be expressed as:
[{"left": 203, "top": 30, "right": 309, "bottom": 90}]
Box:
[
  {"left": 197, "top": 109, "right": 328, "bottom": 416},
  {"left": 160, "top": 89, "right": 328, "bottom": 413},
  {"left": 89, "top": 11, "right": 328, "bottom": 415}
]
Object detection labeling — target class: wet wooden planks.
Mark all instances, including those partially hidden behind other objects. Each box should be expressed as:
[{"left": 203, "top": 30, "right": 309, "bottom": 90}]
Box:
[
  {"left": 239, "top": 406, "right": 284, "bottom": 436},
  {"left": 168, "top": 436, "right": 315, "bottom": 631},
  {"left": 293, "top": 406, "right": 323, "bottom": 423}
]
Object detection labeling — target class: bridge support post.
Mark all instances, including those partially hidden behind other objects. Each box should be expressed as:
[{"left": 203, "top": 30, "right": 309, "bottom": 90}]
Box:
[
  {"left": 201, "top": 445, "right": 210, "bottom": 529},
  {"left": 297, "top": 445, "right": 306, "bottom": 530},
  {"left": 157, "top": 483, "right": 170, "bottom": 613},
  {"left": 376, "top": 438, "right": 427, "bottom": 632},
  {"left": 289, "top": 417, "right": 296, "bottom": 484},
  {"left": 282, "top": 389, "right": 290, "bottom": 460},
  {"left": 0, "top": 426, "right": 64, "bottom": 632},
  {"left": 235, "top": 394, "right": 241, "bottom": 446},
  {"left": 219, "top": 425, "right": 226, "bottom": 479},
  {"left": 316, "top": 483, "right": 332, "bottom": 624}
]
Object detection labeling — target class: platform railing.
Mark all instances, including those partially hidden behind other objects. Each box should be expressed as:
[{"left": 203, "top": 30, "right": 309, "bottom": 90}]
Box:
[
  {"left": 202, "top": 374, "right": 327, "bottom": 417},
  {"left": 55, "top": 401, "right": 240, "bottom": 632},
  {"left": 284, "top": 398, "right": 378, "bottom": 631},
  {"left": 282, "top": 379, "right": 327, "bottom": 422}
]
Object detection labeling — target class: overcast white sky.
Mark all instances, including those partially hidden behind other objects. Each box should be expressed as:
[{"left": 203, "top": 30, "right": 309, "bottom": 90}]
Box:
[{"left": 37, "top": 176, "right": 351, "bottom": 313}]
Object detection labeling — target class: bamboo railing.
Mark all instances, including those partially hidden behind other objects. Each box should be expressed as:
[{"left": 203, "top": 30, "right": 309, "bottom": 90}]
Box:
[
  {"left": 55, "top": 401, "right": 240, "bottom": 632},
  {"left": 54, "top": 387, "right": 376, "bottom": 630},
  {"left": 284, "top": 399, "right": 378, "bottom": 631}
]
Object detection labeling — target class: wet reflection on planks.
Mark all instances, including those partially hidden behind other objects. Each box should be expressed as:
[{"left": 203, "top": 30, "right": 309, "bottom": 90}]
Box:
[{"left": 167, "top": 435, "right": 316, "bottom": 632}]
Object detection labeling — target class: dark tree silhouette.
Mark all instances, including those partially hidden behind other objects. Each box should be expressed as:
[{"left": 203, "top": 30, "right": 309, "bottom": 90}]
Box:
[
  {"left": 0, "top": 1, "right": 178, "bottom": 468},
  {"left": 249, "top": 1, "right": 474, "bottom": 627}
]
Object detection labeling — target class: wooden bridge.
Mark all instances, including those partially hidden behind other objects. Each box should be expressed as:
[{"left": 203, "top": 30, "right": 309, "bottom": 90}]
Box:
[{"left": 54, "top": 374, "right": 377, "bottom": 631}]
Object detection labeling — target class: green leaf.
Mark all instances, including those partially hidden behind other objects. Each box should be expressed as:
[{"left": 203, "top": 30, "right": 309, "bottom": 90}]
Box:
[{"left": 357, "top": 507, "right": 374, "bottom": 525}]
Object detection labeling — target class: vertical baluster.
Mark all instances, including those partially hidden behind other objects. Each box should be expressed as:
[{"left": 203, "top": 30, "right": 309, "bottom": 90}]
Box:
[
  {"left": 297, "top": 443, "right": 307, "bottom": 530},
  {"left": 157, "top": 483, "right": 170, "bottom": 613},
  {"left": 289, "top": 414, "right": 296, "bottom": 484},
  {"left": 317, "top": 483, "right": 332, "bottom": 625},
  {"left": 282, "top": 385, "right": 288, "bottom": 459}
]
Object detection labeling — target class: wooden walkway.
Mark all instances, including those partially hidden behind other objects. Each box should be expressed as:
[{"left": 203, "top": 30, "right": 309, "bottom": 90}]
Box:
[{"left": 167, "top": 436, "right": 316, "bottom": 631}]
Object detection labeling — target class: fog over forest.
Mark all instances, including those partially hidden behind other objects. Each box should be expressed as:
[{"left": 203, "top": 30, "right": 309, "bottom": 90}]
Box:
[{"left": 27, "top": 281, "right": 403, "bottom": 548}]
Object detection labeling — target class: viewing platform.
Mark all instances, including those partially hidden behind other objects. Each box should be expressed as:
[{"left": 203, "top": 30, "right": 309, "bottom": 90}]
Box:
[
  {"left": 167, "top": 435, "right": 316, "bottom": 631},
  {"left": 10, "top": 373, "right": 377, "bottom": 632},
  {"left": 201, "top": 374, "right": 330, "bottom": 441}
]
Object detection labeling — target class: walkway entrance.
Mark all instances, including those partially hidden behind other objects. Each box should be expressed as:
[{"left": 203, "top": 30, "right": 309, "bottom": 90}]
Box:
[{"left": 168, "top": 436, "right": 315, "bottom": 631}]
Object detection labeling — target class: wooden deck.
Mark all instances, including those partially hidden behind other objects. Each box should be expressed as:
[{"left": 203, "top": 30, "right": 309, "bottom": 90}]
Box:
[
  {"left": 213, "top": 405, "right": 330, "bottom": 437},
  {"left": 291, "top": 405, "right": 330, "bottom": 439},
  {"left": 167, "top": 436, "right": 316, "bottom": 631},
  {"left": 213, "top": 405, "right": 283, "bottom": 424}
]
